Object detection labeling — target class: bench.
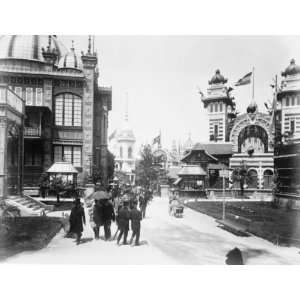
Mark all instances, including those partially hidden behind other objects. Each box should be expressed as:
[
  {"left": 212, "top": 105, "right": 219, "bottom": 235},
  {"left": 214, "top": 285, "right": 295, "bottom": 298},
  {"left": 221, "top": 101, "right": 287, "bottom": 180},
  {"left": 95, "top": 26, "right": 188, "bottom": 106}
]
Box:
[{"left": 216, "top": 213, "right": 251, "bottom": 237}]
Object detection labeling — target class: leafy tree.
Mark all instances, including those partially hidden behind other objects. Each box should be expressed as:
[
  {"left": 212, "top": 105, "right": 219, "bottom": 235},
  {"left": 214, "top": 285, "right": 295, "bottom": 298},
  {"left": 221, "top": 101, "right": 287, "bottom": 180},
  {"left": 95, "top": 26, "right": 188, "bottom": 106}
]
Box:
[
  {"left": 135, "top": 144, "right": 160, "bottom": 188},
  {"left": 50, "top": 176, "right": 65, "bottom": 204}
]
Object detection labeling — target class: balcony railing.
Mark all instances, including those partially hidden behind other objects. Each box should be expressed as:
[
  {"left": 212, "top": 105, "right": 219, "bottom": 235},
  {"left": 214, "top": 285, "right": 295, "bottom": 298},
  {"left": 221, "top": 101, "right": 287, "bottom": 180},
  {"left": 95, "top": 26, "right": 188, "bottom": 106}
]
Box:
[
  {"left": 0, "top": 84, "right": 25, "bottom": 115},
  {"left": 24, "top": 127, "right": 41, "bottom": 137}
]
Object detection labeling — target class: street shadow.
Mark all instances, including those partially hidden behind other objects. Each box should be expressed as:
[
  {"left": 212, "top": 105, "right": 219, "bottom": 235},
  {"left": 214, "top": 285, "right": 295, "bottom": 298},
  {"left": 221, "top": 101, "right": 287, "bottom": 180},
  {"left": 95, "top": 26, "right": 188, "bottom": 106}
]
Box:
[{"left": 78, "top": 238, "right": 94, "bottom": 244}]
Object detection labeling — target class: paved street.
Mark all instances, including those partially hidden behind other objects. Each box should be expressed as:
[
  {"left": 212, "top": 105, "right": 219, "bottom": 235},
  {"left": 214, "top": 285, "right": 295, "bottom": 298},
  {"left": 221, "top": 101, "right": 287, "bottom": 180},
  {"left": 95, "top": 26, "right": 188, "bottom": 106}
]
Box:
[{"left": 5, "top": 197, "right": 300, "bottom": 264}]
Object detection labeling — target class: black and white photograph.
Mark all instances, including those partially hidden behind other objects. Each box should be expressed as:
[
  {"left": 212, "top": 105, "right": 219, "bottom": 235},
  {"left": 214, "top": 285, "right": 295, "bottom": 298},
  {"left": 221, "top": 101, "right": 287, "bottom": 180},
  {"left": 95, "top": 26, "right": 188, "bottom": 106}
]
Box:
[{"left": 1, "top": 33, "right": 300, "bottom": 266}]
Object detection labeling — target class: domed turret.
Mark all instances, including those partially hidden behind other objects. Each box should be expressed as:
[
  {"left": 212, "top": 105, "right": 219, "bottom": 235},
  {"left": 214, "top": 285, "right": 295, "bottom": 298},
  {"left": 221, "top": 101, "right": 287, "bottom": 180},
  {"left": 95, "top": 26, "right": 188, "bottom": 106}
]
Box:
[
  {"left": 58, "top": 42, "right": 83, "bottom": 70},
  {"left": 247, "top": 101, "right": 258, "bottom": 114},
  {"left": 209, "top": 69, "right": 228, "bottom": 85},
  {"left": 0, "top": 35, "right": 67, "bottom": 63},
  {"left": 281, "top": 59, "right": 300, "bottom": 77}
]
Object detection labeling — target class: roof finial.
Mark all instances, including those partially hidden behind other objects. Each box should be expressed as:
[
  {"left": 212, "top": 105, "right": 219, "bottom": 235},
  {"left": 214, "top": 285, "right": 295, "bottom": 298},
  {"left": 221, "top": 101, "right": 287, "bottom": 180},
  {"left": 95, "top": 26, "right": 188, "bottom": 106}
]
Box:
[{"left": 88, "top": 35, "right": 92, "bottom": 54}]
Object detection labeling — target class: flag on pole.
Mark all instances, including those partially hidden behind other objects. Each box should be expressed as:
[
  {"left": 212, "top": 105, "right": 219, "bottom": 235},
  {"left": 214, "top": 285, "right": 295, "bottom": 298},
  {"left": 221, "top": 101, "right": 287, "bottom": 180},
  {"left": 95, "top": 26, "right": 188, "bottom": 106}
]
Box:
[
  {"left": 235, "top": 72, "right": 252, "bottom": 86},
  {"left": 152, "top": 134, "right": 161, "bottom": 146}
]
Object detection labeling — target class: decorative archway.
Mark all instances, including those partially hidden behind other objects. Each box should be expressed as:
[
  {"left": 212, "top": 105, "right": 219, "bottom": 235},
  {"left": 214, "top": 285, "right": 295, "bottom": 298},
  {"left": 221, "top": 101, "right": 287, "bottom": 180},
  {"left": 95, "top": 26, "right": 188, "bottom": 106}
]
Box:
[
  {"left": 230, "top": 113, "right": 272, "bottom": 153},
  {"left": 238, "top": 125, "right": 268, "bottom": 153}
]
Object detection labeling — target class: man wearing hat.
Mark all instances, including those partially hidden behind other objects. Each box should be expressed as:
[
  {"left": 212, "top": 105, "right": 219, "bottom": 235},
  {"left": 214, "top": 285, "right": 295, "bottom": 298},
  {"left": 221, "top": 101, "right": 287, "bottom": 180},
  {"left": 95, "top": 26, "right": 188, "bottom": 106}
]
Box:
[
  {"left": 102, "top": 197, "right": 115, "bottom": 240},
  {"left": 129, "top": 200, "right": 142, "bottom": 246},
  {"left": 69, "top": 198, "right": 86, "bottom": 245},
  {"left": 117, "top": 197, "right": 131, "bottom": 245}
]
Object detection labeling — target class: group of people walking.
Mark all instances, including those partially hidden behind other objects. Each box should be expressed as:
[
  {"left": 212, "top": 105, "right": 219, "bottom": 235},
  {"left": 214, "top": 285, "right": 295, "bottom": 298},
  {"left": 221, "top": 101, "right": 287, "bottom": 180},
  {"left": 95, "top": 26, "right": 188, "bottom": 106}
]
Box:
[{"left": 68, "top": 185, "right": 153, "bottom": 246}]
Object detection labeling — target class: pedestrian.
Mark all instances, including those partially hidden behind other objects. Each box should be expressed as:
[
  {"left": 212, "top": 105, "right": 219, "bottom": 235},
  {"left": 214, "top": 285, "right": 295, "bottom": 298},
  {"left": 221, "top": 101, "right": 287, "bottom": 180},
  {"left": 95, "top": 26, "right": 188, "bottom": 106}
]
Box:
[
  {"left": 225, "top": 247, "right": 244, "bottom": 265},
  {"left": 130, "top": 201, "right": 142, "bottom": 246},
  {"left": 92, "top": 199, "right": 103, "bottom": 239},
  {"left": 102, "top": 198, "right": 115, "bottom": 240},
  {"left": 117, "top": 199, "right": 131, "bottom": 245},
  {"left": 69, "top": 198, "right": 86, "bottom": 245}
]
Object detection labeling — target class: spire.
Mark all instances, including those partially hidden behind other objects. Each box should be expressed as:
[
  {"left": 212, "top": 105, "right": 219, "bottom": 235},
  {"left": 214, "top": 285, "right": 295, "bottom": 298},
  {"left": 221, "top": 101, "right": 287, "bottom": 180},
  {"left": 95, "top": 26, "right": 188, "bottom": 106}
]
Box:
[{"left": 125, "top": 92, "right": 129, "bottom": 122}]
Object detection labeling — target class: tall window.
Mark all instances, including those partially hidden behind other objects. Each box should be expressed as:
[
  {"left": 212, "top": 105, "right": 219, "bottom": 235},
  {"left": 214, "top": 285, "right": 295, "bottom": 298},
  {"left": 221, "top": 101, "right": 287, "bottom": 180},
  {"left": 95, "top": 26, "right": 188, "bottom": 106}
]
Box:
[
  {"left": 219, "top": 102, "right": 223, "bottom": 112},
  {"left": 120, "top": 147, "right": 123, "bottom": 158},
  {"left": 214, "top": 103, "right": 218, "bottom": 112},
  {"left": 128, "top": 147, "right": 133, "bottom": 159},
  {"left": 26, "top": 87, "right": 33, "bottom": 105},
  {"left": 286, "top": 97, "right": 290, "bottom": 107},
  {"left": 15, "top": 87, "right": 22, "bottom": 98},
  {"left": 214, "top": 124, "right": 219, "bottom": 138},
  {"left": 36, "top": 88, "right": 43, "bottom": 106},
  {"left": 54, "top": 145, "right": 82, "bottom": 167},
  {"left": 290, "top": 119, "right": 295, "bottom": 134},
  {"left": 55, "top": 93, "right": 82, "bottom": 126}
]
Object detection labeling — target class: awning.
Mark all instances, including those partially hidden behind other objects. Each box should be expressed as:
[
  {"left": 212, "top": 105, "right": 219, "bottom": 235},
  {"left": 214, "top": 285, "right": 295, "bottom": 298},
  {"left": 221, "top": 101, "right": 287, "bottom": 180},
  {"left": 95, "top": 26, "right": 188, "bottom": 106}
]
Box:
[
  {"left": 178, "top": 165, "right": 207, "bottom": 176},
  {"left": 46, "top": 161, "right": 78, "bottom": 174},
  {"left": 174, "top": 178, "right": 182, "bottom": 185}
]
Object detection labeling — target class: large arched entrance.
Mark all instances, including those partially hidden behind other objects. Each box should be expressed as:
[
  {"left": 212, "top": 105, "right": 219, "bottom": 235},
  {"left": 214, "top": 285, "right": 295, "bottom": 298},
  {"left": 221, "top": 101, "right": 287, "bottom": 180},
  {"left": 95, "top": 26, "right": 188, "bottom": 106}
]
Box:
[{"left": 238, "top": 125, "right": 268, "bottom": 154}]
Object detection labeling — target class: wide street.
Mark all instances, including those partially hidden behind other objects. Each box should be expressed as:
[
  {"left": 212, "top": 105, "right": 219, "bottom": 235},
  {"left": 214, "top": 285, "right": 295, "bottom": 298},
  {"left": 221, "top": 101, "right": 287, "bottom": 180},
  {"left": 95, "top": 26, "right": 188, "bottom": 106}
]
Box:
[{"left": 5, "top": 197, "right": 300, "bottom": 265}]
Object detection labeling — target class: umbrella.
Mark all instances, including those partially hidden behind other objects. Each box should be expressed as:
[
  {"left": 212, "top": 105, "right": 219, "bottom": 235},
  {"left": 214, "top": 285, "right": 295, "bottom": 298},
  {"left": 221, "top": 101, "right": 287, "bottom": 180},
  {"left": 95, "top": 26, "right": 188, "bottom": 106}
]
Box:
[{"left": 91, "top": 191, "right": 110, "bottom": 200}]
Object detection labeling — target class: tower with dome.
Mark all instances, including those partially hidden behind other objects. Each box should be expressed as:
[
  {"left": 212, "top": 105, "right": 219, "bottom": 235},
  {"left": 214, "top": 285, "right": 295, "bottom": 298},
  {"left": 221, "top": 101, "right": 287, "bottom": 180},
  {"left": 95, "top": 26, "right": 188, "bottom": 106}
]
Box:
[
  {"left": 0, "top": 35, "right": 112, "bottom": 198},
  {"left": 109, "top": 100, "right": 136, "bottom": 184}
]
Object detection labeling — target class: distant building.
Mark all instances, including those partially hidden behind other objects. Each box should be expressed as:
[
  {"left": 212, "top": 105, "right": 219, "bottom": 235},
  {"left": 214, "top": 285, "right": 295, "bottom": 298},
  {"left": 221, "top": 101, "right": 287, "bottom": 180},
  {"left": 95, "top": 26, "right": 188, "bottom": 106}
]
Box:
[
  {"left": 274, "top": 59, "right": 300, "bottom": 200},
  {"left": 109, "top": 106, "right": 136, "bottom": 184},
  {"left": 0, "top": 35, "right": 112, "bottom": 198}
]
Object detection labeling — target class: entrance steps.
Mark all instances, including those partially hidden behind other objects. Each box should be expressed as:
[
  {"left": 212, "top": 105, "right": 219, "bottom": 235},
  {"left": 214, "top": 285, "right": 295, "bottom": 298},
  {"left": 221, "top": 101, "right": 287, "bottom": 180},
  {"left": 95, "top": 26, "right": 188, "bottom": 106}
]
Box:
[{"left": 6, "top": 195, "right": 54, "bottom": 216}]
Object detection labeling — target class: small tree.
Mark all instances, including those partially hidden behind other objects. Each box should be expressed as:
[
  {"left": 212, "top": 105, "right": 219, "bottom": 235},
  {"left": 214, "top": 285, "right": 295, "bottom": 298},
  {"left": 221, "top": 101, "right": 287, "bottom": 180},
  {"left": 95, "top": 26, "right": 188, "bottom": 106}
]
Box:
[
  {"left": 231, "top": 164, "right": 248, "bottom": 197},
  {"left": 135, "top": 144, "right": 160, "bottom": 189},
  {"left": 50, "top": 176, "right": 65, "bottom": 204}
]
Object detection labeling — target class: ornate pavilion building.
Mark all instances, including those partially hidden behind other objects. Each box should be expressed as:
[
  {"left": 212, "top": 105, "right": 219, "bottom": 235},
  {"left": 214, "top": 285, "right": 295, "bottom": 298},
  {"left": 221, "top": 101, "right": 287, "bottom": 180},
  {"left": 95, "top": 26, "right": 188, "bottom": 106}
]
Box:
[
  {"left": 274, "top": 59, "right": 300, "bottom": 201},
  {"left": 176, "top": 69, "right": 274, "bottom": 194},
  {"left": 0, "top": 35, "right": 112, "bottom": 199}
]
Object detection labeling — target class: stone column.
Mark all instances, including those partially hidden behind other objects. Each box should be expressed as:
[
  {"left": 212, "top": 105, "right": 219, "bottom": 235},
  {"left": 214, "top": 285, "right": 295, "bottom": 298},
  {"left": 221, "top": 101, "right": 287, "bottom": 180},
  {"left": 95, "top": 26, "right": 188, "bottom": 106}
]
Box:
[
  {"left": 82, "top": 54, "right": 97, "bottom": 179},
  {"left": 0, "top": 118, "right": 7, "bottom": 199}
]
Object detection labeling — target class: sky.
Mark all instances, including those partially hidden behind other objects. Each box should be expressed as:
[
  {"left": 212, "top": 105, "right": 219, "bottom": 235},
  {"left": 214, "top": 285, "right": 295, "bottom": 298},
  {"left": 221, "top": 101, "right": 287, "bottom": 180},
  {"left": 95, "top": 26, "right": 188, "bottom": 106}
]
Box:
[{"left": 60, "top": 36, "right": 300, "bottom": 150}]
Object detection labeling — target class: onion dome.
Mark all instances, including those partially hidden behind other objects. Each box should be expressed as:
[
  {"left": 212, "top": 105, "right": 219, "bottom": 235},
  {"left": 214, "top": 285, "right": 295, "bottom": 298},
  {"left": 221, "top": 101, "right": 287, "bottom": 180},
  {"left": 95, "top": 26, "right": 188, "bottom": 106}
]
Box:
[
  {"left": 58, "top": 42, "right": 83, "bottom": 70},
  {"left": 281, "top": 59, "right": 300, "bottom": 77},
  {"left": 246, "top": 101, "right": 258, "bottom": 114},
  {"left": 209, "top": 69, "right": 228, "bottom": 85},
  {"left": 0, "top": 35, "right": 67, "bottom": 63}
]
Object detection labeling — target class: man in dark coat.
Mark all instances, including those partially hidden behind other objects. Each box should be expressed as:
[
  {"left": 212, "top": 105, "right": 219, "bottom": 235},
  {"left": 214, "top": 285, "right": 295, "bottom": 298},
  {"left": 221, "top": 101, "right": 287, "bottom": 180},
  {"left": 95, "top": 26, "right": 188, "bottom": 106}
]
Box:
[
  {"left": 69, "top": 198, "right": 86, "bottom": 245},
  {"left": 117, "top": 200, "right": 130, "bottom": 245},
  {"left": 129, "top": 201, "right": 142, "bottom": 246},
  {"left": 93, "top": 200, "right": 103, "bottom": 239},
  {"left": 225, "top": 247, "right": 244, "bottom": 265},
  {"left": 102, "top": 199, "right": 115, "bottom": 240}
]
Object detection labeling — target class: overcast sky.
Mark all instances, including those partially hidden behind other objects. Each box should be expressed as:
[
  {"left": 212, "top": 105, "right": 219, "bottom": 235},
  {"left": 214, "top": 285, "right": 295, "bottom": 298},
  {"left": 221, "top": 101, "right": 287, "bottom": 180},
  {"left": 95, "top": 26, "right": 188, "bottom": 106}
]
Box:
[{"left": 60, "top": 36, "right": 300, "bottom": 150}]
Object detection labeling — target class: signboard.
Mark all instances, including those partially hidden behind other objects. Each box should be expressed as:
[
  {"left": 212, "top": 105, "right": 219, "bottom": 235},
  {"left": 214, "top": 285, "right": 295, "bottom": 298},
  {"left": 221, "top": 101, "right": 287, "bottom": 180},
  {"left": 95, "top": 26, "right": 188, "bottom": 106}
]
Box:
[{"left": 219, "top": 169, "right": 230, "bottom": 178}]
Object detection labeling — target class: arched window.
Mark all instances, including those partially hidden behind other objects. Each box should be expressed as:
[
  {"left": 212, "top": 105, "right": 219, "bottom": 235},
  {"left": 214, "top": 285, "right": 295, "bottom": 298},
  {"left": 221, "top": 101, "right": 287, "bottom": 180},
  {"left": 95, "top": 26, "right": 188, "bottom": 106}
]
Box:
[
  {"left": 128, "top": 147, "right": 133, "bottom": 159},
  {"left": 55, "top": 93, "right": 82, "bottom": 126},
  {"left": 247, "top": 169, "right": 258, "bottom": 189},
  {"left": 263, "top": 169, "right": 273, "bottom": 189}
]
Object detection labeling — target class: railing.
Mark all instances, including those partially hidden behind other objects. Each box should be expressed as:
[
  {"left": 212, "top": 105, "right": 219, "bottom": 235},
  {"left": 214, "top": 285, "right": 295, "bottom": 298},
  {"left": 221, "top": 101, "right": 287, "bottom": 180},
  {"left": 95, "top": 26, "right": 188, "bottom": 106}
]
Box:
[
  {"left": 0, "top": 84, "right": 25, "bottom": 114},
  {"left": 24, "top": 127, "right": 41, "bottom": 137}
]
